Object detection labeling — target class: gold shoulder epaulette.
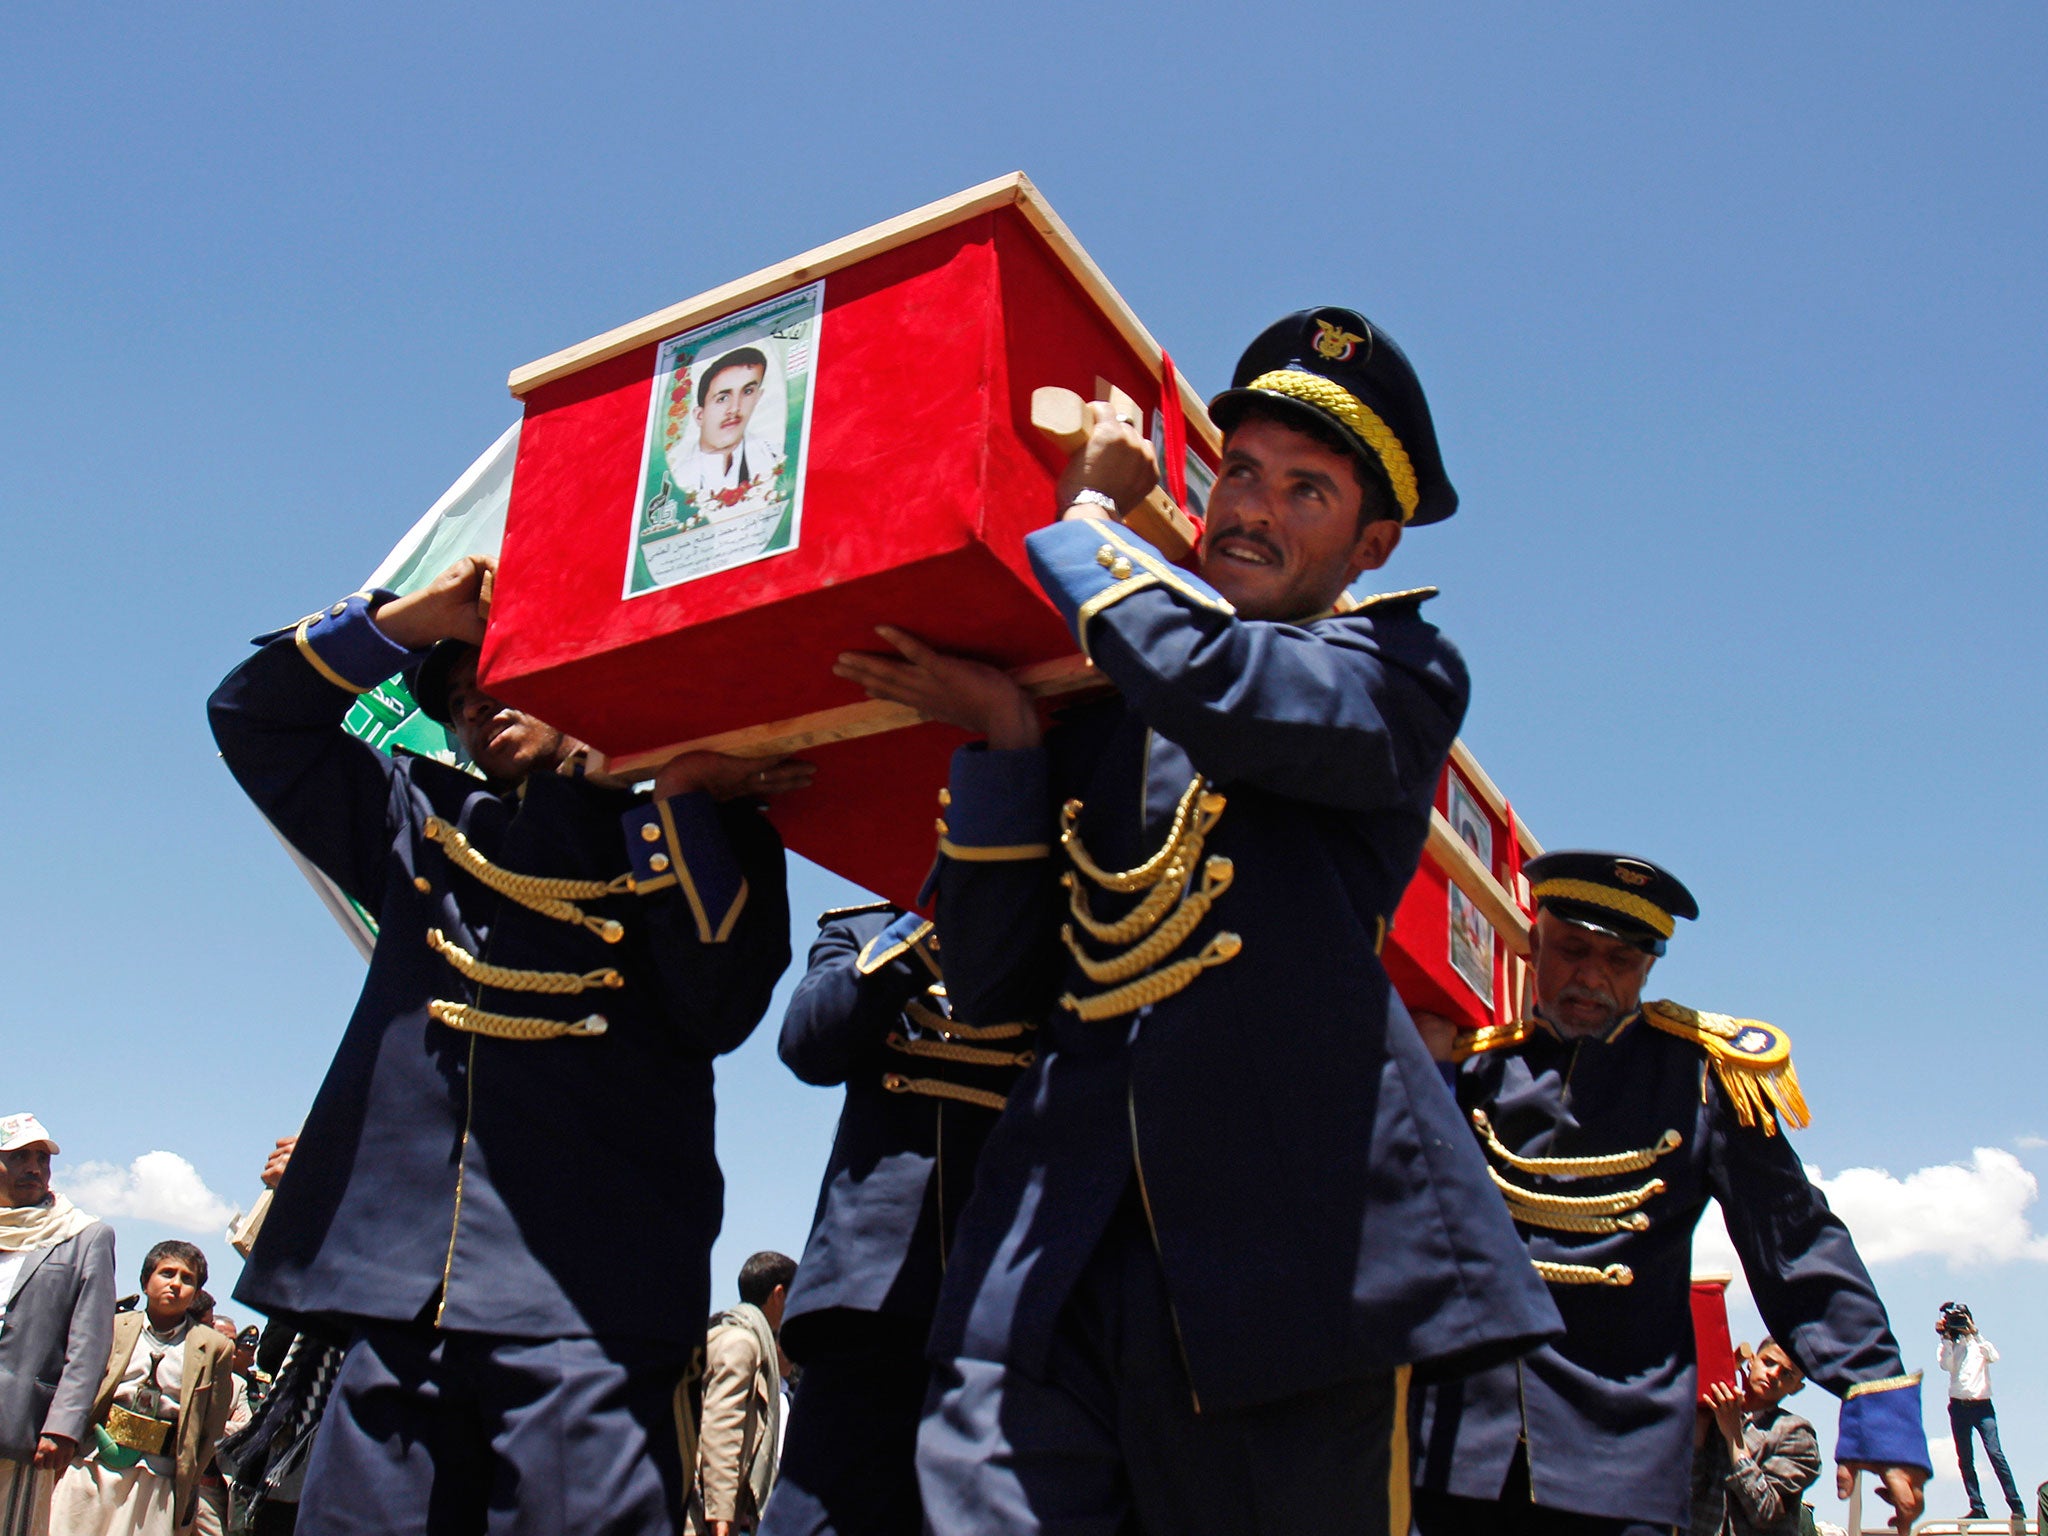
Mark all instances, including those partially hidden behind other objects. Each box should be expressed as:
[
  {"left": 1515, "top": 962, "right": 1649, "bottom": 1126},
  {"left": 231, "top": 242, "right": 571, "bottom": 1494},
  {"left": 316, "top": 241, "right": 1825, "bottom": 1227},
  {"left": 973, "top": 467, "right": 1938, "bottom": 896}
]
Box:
[
  {"left": 1449, "top": 1018, "right": 1530, "bottom": 1061},
  {"left": 1342, "top": 586, "right": 1440, "bottom": 614},
  {"left": 818, "top": 901, "right": 896, "bottom": 926},
  {"left": 1641, "top": 1000, "right": 1809, "bottom": 1135}
]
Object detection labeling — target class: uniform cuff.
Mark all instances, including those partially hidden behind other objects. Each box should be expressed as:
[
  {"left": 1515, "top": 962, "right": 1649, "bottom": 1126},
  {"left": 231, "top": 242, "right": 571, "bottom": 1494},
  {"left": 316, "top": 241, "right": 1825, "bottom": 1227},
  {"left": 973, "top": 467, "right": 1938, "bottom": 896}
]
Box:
[
  {"left": 1024, "top": 519, "right": 1232, "bottom": 659},
  {"left": 622, "top": 793, "right": 749, "bottom": 942},
  {"left": 856, "top": 910, "right": 937, "bottom": 975},
  {"left": 1836, "top": 1373, "right": 1930, "bottom": 1471},
  {"left": 269, "top": 590, "right": 423, "bottom": 694},
  {"left": 939, "top": 745, "right": 1053, "bottom": 862}
]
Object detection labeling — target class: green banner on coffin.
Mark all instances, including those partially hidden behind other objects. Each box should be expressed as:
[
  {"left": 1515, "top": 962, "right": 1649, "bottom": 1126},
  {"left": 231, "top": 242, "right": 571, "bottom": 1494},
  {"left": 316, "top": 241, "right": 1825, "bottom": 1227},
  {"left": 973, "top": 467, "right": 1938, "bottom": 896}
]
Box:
[{"left": 270, "top": 422, "right": 518, "bottom": 955}]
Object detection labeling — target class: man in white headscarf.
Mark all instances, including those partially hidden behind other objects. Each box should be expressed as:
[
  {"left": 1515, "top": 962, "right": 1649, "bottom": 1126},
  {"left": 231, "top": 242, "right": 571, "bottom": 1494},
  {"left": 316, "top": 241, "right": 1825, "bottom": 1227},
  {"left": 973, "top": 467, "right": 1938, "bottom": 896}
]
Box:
[{"left": 0, "top": 1114, "right": 114, "bottom": 1536}]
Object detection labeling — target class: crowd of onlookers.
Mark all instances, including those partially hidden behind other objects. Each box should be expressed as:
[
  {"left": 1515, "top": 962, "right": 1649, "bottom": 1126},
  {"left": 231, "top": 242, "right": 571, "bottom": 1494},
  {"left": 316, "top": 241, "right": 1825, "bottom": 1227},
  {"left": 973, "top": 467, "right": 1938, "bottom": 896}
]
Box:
[
  {"left": 8, "top": 1102, "right": 2044, "bottom": 1536},
  {"left": 0, "top": 1114, "right": 260, "bottom": 1536},
  {"left": 0, "top": 1110, "right": 818, "bottom": 1536}
]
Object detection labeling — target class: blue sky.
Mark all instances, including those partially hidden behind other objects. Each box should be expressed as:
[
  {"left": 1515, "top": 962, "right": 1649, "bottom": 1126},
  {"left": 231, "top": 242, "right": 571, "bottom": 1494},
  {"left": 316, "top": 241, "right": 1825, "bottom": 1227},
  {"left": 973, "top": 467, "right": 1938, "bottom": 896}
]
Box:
[{"left": 4, "top": 3, "right": 2044, "bottom": 1521}]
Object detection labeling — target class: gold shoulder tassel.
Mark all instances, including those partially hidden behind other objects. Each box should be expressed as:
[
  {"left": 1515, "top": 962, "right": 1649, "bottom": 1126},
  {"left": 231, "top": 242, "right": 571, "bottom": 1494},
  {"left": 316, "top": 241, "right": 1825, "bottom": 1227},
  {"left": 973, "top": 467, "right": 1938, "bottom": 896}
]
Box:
[{"left": 1641, "top": 1000, "right": 1809, "bottom": 1135}]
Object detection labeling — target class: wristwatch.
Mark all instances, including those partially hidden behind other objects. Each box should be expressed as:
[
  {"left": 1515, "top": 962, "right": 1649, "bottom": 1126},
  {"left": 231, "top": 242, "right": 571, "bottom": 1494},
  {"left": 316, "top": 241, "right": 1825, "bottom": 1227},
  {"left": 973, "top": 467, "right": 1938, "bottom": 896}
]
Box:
[{"left": 1068, "top": 489, "right": 1118, "bottom": 515}]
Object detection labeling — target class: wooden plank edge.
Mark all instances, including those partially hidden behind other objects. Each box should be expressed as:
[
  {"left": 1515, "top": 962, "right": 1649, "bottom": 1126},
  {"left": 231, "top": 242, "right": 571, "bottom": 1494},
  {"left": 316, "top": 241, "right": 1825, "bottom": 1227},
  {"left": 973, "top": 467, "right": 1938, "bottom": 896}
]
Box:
[
  {"left": 1010, "top": 180, "right": 1222, "bottom": 454},
  {"left": 1123, "top": 492, "right": 1198, "bottom": 563},
  {"left": 508, "top": 173, "right": 1033, "bottom": 397},
  {"left": 1425, "top": 808, "right": 1531, "bottom": 957},
  {"left": 1447, "top": 738, "right": 1542, "bottom": 859},
  {"left": 508, "top": 169, "right": 1226, "bottom": 481},
  {"left": 591, "top": 652, "right": 1103, "bottom": 777}
]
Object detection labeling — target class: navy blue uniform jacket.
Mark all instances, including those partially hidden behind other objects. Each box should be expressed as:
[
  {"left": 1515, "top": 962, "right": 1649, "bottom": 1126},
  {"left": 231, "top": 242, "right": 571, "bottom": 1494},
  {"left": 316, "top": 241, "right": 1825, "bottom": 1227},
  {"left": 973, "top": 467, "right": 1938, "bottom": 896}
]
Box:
[
  {"left": 777, "top": 909, "right": 1025, "bottom": 1362},
  {"left": 208, "top": 594, "right": 791, "bottom": 1343},
  {"left": 1416, "top": 1014, "right": 1929, "bottom": 1527},
  {"left": 927, "top": 519, "right": 1561, "bottom": 1411}
]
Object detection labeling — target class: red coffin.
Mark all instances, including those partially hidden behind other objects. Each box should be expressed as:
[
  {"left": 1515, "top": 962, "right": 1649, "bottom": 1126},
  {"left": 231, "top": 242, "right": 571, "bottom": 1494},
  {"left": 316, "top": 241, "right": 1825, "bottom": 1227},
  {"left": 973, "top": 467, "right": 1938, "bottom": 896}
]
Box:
[
  {"left": 485, "top": 174, "right": 1215, "bottom": 909},
  {"left": 484, "top": 173, "right": 1541, "bottom": 1028}
]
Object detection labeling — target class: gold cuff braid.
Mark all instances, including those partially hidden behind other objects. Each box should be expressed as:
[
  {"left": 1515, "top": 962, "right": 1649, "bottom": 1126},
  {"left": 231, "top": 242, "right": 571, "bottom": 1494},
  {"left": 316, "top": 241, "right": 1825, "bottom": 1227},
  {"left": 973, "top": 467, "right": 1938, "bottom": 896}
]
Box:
[{"left": 1845, "top": 1371, "right": 1923, "bottom": 1398}]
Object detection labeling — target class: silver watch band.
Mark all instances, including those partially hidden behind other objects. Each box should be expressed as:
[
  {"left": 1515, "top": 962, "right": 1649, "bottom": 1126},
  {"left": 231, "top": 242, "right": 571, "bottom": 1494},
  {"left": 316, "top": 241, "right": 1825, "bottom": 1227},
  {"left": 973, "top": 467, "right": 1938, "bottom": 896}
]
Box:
[{"left": 1068, "top": 489, "right": 1118, "bottom": 515}]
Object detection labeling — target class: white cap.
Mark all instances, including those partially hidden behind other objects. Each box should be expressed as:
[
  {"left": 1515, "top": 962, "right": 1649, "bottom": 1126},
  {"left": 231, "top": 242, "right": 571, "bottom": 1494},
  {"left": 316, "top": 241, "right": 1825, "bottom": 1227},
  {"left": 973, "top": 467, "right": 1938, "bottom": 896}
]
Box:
[{"left": 0, "top": 1114, "right": 58, "bottom": 1155}]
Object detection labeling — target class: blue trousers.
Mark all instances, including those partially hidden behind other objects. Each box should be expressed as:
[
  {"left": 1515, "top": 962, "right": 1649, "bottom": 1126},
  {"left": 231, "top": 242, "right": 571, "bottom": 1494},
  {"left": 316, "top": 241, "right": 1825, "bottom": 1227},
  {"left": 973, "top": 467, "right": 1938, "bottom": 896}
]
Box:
[
  {"left": 1950, "top": 1398, "right": 2023, "bottom": 1514},
  {"left": 916, "top": 1191, "right": 1404, "bottom": 1536},
  {"left": 757, "top": 1326, "right": 930, "bottom": 1536},
  {"left": 296, "top": 1321, "right": 692, "bottom": 1536}
]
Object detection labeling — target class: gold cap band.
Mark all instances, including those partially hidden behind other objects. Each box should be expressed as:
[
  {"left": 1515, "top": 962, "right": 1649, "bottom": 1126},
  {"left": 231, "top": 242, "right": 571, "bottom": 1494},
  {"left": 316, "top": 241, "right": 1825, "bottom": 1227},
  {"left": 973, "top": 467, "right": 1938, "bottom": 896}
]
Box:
[
  {"left": 1530, "top": 878, "right": 1676, "bottom": 940},
  {"left": 1243, "top": 369, "right": 1420, "bottom": 521}
]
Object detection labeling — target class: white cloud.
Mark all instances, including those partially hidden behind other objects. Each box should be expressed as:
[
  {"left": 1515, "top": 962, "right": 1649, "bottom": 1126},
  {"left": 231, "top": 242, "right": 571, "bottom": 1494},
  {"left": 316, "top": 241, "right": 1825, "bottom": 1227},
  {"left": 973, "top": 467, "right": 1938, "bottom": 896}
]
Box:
[
  {"left": 1695, "top": 1147, "right": 2048, "bottom": 1289},
  {"left": 1694, "top": 1201, "right": 1737, "bottom": 1273},
  {"left": 61, "top": 1152, "right": 234, "bottom": 1234},
  {"left": 1807, "top": 1148, "right": 2048, "bottom": 1267},
  {"left": 2014, "top": 1134, "right": 2048, "bottom": 1150},
  {"left": 1923, "top": 1421, "right": 1961, "bottom": 1487}
]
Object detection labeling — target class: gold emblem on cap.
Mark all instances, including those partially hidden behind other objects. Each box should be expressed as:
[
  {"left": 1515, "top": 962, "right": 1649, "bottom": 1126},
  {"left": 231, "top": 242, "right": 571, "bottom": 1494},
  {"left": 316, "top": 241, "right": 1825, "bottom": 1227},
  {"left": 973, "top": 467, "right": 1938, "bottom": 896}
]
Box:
[
  {"left": 1614, "top": 863, "right": 1652, "bottom": 887},
  {"left": 1311, "top": 319, "right": 1366, "bottom": 361}
]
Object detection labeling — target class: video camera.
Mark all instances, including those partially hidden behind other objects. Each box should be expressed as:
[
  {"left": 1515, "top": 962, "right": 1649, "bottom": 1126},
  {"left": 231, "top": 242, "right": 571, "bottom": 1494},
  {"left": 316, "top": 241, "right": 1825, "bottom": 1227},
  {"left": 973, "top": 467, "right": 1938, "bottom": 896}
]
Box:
[{"left": 1937, "top": 1300, "right": 1975, "bottom": 1338}]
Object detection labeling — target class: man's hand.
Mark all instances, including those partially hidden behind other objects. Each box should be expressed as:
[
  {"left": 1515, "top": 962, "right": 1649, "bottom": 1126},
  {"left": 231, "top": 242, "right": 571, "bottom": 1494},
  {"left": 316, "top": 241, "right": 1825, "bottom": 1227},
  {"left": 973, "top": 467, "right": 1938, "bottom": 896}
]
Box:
[
  {"left": 1704, "top": 1380, "right": 1745, "bottom": 1444},
  {"left": 260, "top": 1135, "right": 298, "bottom": 1189},
  {"left": 371, "top": 556, "right": 496, "bottom": 650},
  {"left": 652, "top": 752, "right": 815, "bottom": 804},
  {"left": 834, "top": 627, "right": 1040, "bottom": 750},
  {"left": 1055, "top": 401, "right": 1159, "bottom": 520},
  {"left": 1839, "top": 1463, "right": 1928, "bottom": 1533},
  {"left": 33, "top": 1433, "right": 74, "bottom": 1474}
]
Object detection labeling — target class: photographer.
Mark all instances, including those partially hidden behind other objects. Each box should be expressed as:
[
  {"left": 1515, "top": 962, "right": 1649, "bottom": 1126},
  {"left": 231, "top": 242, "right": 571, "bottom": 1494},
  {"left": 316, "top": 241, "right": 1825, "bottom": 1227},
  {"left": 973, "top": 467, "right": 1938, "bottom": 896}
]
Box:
[{"left": 1938, "top": 1302, "right": 2025, "bottom": 1522}]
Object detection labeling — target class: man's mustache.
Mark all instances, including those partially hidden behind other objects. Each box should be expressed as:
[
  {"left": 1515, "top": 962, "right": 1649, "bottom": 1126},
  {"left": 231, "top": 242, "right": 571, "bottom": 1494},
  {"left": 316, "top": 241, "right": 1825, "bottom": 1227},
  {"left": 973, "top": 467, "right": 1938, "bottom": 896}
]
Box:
[
  {"left": 1554, "top": 983, "right": 1619, "bottom": 1013},
  {"left": 1206, "top": 524, "right": 1282, "bottom": 563}
]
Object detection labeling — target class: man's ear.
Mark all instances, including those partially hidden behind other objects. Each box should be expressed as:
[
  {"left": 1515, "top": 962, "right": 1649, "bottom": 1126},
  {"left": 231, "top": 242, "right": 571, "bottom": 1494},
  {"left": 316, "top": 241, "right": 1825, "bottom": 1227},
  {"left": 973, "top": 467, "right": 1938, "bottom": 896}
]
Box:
[{"left": 1346, "top": 518, "right": 1403, "bottom": 582}]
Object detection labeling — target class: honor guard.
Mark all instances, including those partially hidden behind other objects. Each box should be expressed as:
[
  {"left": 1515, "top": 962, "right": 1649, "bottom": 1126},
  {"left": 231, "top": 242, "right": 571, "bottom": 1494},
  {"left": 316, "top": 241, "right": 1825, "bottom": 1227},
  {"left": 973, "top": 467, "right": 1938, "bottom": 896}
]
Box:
[
  {"left": 207, "top": 557, "right": 805, "bottom": 1536},
  {"left": 760, "top": 905, "right": 1029, "bottom": 1536},
  {"left": 1412, "top": 852, "right": 1931, "bottom": 1536},
  {"left": 836, "top": 309, "right": 1562, "bottom": 1535}
]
